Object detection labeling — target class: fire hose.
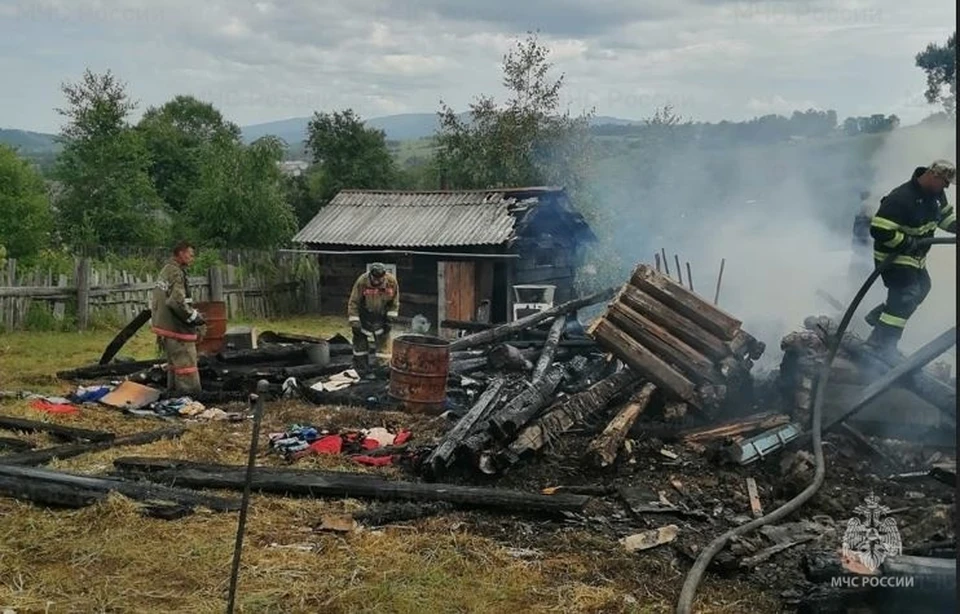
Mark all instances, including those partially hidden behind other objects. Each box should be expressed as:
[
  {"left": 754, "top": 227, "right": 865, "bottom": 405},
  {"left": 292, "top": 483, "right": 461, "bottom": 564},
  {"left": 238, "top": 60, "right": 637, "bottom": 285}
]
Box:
[{"left": 676, "top": 236, "right": 957, "bottom": 614}]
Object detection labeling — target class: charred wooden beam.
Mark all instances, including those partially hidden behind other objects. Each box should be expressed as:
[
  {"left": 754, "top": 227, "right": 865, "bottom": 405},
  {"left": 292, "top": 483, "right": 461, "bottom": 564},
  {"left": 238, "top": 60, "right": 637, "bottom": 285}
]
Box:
[
  {"left": 449, "top": 287, "right": 616, "bottom": 351},
  {"left": 282, "top": 360, "right": 354, "bottom": 380},
  {"left": 0, "top": 415, "right": 115, "bottom": 443},
  {"left": 629, "top": 264, "right": 742, "bottom": 341},
  {"left": 617, "top": 285, "right": 731, "bottom": 361},
  {"left": 441, "top": 319, "right": 494, "bottom": 332},
  {"left": 0, "top": 463, "right": 239, "bottom": 512},
  {"left": 56, "top": 358, "right": 168, "bottom": 381},
  {"left": 112, "top": 457, "right": 592, "bottom": 515},
  {"left": 0, "top": 426, "right": 185, "bottom": 466},
  {"left": 590, "top": 318, "right": 701, "bottom": 407},
  {"left": 0, "top": 437, "right": 34, "bottom": 452},
  {"left": 424, "top": 379, "right": 505, "bottom": 478},
  {"left": 216, "top": 345, "right": 309, "bottom": 365},
  {"left": 488, "top": 363, "right": 567, "bottom": 441},
  {"left": 496, "top": 368, "right": 640, "bottom": 470},
  {"left": 583, "top": 382, "right": 656, "bottom": 468},
  {"left": 531, "top": 316, "right": 567, "bottom": 383},
  {"left": 678, "top": 412, "right": 790, "bottom": 443},
  {"left": 606, "top": 302, "right": 722, "bottom": 384},
  {"left": 487, "top": 344, "right": 534, "bottom": 371}
]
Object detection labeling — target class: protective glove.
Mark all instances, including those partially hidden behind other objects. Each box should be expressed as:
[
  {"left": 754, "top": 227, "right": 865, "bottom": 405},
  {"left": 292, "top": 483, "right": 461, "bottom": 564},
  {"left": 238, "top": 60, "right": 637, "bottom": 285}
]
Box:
[
  {"left": 898, "top": 235, "right": 920, "bottom": 256},
  {"left": 189, "top": 310, "right": 206, "bottom": 327}
]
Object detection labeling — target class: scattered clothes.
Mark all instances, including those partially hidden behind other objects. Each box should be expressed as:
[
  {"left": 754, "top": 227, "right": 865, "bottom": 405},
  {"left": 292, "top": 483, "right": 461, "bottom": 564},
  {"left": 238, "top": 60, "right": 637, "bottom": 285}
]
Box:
[
  {"left": 268, "top": 424, "right": 413, "bottom": 465},
  {"left": 30, "top": 399, "right": 80, "bottom": 415},
  {"left": 309, "top": 369, "right": 361, "bottom": 392},
  {"left": 70, "top": 385, "right": 112, "bottom": 404}
]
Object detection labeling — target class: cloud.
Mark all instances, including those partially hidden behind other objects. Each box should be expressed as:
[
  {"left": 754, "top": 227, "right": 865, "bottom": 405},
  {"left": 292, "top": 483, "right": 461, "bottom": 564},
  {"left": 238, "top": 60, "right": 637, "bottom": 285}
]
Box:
[{"left": 0, "top": 0, "right": 955, "bottom": 131}]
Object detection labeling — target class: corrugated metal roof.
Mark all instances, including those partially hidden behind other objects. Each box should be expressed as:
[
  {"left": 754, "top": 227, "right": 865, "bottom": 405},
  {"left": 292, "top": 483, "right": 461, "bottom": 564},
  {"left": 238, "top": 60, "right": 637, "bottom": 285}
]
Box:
[{"left": 292, "top": 188, "right": 564, "bottom": 247}]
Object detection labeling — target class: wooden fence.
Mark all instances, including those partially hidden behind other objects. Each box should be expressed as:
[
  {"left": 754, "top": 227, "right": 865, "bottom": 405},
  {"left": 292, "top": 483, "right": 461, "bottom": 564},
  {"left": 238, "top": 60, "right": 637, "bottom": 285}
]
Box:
[{"left": 0, "top": 256, "right": 320, "bottom": 332}]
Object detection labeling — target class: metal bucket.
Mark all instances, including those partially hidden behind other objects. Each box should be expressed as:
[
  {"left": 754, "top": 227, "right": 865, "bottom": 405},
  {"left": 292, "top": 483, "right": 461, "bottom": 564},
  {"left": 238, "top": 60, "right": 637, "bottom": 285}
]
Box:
[
  {"left": 194, "top": 301, "right": 227, "bottom": 355},
  {"left": 389, "top": 334, "right": 450, "bottom": 415},
  {"left": 306, "top": 341, "right": 330, "bottom": 367}
]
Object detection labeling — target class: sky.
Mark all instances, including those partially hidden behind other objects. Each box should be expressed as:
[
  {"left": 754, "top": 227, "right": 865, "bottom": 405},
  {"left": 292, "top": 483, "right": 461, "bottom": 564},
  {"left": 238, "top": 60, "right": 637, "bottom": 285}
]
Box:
[{"left": 0, "top": 0, "right": 955, "bottom": 133}]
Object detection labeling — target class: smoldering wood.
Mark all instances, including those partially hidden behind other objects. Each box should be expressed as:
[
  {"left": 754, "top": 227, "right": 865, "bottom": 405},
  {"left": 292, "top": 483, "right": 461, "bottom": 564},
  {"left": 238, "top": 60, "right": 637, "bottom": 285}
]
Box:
[
  {"left": 590, "top": 319, "right": 700, "bottom": 407},
  {"left": 0, "top": 464, "right": 240, "bottom": 512},
  {"left": 424, "top": 378, "right": 506, "bottom": 478},
  {"left": 488, "top": 363, "right": 567, "bottom": 441},
  {"left": 727, "top": 329, "right": 766, "bottom": 361},
  {"left": 531, "top": 316, "right": 567, "bottom": 383},
  {"left": 449, "top": 287, "right": 616, "bottom": 351},
  {"left": 112, "top": 457, "right": 592, "bottom": 515},
  {"left": 678, "top": 412, "right": 791, "bottom": 443},
  {"left": 837, "top": 423, "right": 902, "bottom": 471},
  {"left": 617, "top": 285, "right": 731, "bottom": 361},
  {"left": 629, "top": 264, "right": 742, "bottom": 341},
  {"left": 282, "top": 360, "right": 355, "bottom": 380},
  {"left": 583, "top": 382, "right": 656, "bottom": 468},
  {"left": 450, "top": 350, "right": 487, "bottom": 361},
  {"left": 0, "top": 426, "right": 186, "bottom": 466},
  {"left": 496, "top": 369, "right": 640, "bottom": 469},
  {"left": 0, "top": 415, "right": 115, "bottom": 443},
  {"left": 605, "top": 302, "right": 721, "bottom": 385}
]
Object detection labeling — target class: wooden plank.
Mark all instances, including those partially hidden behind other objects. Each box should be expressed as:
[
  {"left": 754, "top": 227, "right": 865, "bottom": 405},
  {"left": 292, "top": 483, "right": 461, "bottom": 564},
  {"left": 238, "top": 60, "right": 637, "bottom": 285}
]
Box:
[
  {"left": 592, "top": 318, "right": 699, "bottom": 406},
  {"left": 618, "top": 286, "right": 730, "bottom": 361},
  {"left": 606, "top": 302, "right": 721, "bottom": 385},
  {"left": 629, "top": 264, "right": 742, "bottom": 341},
  {"left": 583, "top": 382, "right": 657, "bottom": 468},
  {"left": 76, "top": 258, "right": 91, "bottom": 331}
]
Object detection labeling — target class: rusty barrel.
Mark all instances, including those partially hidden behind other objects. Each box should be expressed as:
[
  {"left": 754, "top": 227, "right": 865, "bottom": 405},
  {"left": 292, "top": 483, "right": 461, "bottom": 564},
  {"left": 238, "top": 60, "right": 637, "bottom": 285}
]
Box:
[
  {"left": 389, "top": 334, "right": 450, "bottom": 415},
  {"left": 194, "top": 301, "right": 227, "bottom": 355}
]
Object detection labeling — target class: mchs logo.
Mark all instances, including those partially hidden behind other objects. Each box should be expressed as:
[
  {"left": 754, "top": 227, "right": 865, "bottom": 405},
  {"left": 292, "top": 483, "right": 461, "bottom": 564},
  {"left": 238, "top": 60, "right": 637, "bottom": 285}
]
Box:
[{"left": 842, "top": 493, "right": 903, "bottom": 572}]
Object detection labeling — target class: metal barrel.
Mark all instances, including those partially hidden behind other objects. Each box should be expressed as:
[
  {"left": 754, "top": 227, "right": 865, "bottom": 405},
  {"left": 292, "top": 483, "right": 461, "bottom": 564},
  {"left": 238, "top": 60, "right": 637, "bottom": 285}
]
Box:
[
  {"left": 194, "top": 301, "right": 227, "bottom": 355},
  {"left": 389, "top": 334, "right": 450, "bottom": 414}
]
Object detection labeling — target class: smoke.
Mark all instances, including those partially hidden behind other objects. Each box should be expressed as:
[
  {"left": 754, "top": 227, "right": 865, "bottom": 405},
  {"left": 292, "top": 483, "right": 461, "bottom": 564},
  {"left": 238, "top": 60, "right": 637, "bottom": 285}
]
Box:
[{"left": 586, "top": 118, "right": 956, "bottom": 372}]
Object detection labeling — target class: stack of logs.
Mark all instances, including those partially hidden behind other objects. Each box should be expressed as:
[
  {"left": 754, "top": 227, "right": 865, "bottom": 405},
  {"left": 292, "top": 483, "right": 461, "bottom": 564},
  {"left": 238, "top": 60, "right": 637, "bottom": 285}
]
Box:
[{"left": 588, "top": 264, "right": 764, "bottom": 415}]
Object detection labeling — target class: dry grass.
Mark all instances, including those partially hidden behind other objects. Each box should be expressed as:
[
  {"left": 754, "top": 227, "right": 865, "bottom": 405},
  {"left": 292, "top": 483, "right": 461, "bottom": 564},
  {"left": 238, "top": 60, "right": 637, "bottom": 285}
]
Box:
[{"left": 0, "top": 317, "right": 779, "bottom": 613}]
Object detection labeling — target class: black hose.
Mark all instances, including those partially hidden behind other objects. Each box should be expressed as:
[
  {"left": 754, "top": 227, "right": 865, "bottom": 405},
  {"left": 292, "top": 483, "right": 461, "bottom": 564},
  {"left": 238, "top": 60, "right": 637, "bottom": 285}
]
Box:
[{"left": 675, "top": 236, "right": 956, "bottom": 614}]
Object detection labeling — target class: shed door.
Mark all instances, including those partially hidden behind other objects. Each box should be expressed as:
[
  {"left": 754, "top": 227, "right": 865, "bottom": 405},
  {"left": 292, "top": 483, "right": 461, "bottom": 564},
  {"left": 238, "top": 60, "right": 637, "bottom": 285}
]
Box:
[{"left": 439, "top": 261, "right": 476, "bottom": 326}]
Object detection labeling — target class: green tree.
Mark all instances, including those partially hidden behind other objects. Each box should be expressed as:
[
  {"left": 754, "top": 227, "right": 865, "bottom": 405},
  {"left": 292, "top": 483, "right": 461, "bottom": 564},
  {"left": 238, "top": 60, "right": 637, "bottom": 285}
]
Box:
[
  {"left": 434, "top": 31, "right": 594, "bottom": 194},
  {"left": 137, "top": 95, "right": 242, "bottom": 213},
  {"left": 54, "top": 70, "right": 167, "bottom": 250},
  {"left": 182, "top": 136, "right": 297, "bottom": 249},
  {"left": 304, "top": 109, "right": 397, "bottom": 208},
  {"left": 0, "top": 145, "right": 53, "bottom": 259},
  {"left": 916, "top": 32, "right": 957, "bottom": 116}
]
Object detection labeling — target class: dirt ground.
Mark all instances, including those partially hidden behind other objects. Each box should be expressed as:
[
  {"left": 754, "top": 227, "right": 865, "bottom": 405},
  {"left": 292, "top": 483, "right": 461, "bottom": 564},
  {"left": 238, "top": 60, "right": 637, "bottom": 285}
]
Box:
[{"left": 0, "top": 319, "right": 955, "bottom": 613}]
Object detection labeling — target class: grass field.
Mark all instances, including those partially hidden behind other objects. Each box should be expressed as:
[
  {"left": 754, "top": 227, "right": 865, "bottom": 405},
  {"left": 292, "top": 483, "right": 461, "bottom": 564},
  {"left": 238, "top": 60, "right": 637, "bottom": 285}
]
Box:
[{"left": 0, "top": 317, "right": 776, "bottom": 614}]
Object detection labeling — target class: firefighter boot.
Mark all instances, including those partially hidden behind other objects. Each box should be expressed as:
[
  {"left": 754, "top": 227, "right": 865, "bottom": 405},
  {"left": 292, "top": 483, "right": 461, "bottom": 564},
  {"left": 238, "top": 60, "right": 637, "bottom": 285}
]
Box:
[
  {"left": 865, "top": 324, "right": 903, "bottom": 361},
  {"left": 352, "top": 353, "right": 369, "bottom": 375}
]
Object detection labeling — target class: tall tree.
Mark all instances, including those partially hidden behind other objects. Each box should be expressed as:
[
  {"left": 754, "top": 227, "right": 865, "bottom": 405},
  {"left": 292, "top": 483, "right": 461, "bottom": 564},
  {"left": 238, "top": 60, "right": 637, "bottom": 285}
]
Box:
[
  {"left": 54, "top": 70, "right": 166, "bottom": 250},
  {"left": 304, "top": 109, "right": 397, "bottom": 210},
  {"left": 916, "top": 32, "right": 957, "bottom": 116},
  {"left": 434, "top": 31, "right": 594, "bottom": 194},
  {"left": 137, "top": 95, "right": 242, "bottom": 213},
  {"left": 0, "top": 145, "right": 53, "bottom": 259},
  {"left": 182, "top": 136, "right": 297, "bottom": 249}
]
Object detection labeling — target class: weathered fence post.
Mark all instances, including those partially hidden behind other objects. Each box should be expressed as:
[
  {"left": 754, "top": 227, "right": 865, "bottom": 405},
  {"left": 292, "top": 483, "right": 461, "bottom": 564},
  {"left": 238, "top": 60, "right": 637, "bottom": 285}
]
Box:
[
  {"left": 77, "top": 258, "right": 91, "bottom": 331},
  {"left": 209, "top": 266, "right": 225, "bottom": 303}
]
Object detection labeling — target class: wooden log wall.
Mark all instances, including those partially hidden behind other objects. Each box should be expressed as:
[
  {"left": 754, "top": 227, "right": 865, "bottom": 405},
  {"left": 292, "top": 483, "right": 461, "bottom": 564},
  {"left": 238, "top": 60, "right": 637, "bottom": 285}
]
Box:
[{"left": 588, "top": 263, "right": 764, "bottom": 412}]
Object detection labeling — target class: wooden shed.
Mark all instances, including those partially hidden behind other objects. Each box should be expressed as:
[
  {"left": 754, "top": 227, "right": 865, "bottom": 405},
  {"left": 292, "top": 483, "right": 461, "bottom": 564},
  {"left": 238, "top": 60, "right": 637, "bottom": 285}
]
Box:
[{"left": 291, "top": 187, "right": 597, "bottom": 330}]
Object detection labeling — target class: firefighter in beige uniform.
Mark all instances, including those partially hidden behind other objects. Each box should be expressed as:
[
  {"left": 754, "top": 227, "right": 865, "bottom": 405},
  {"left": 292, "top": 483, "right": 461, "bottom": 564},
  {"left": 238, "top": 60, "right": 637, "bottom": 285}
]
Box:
[
  {"left": 151, "top": 242, "right": 205, "bottom": 393},
  {"left": 347, "top": 263, "right": 399, "bottom": 372}
]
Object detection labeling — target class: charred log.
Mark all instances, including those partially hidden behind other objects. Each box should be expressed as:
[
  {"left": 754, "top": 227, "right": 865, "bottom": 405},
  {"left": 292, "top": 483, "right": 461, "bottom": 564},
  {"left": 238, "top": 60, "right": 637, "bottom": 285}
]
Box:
[
  {"left": 0, "top": 415, "right": 114, "bottom": 443},
  {"left": 0, "top": 426, "right": 185, "bottom": 467},
  {"left": 583, "top": 382, "right": 656, "bottom": 468}
]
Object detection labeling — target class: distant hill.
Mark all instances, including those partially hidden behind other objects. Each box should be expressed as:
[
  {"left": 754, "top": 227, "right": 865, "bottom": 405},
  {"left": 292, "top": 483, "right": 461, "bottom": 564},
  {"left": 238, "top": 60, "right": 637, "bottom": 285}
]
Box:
[
  {"left": 0, "top": 128, "right": 60, "bottom": 154},
  {"left": 240, "top": 112, "right": 643, "bottom": 146}
]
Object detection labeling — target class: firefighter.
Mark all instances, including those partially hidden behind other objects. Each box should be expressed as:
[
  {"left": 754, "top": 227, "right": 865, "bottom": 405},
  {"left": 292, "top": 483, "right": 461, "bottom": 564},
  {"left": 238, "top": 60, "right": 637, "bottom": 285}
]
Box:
[
  {"left": 864, "top": 160, "right": 956, "bottom": 355},
  {"left": 151, "top": 241, "right": 206, "bottom": 393},
  {"left": 347, "top": 263, "right": 400, "bottom": 372}
]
